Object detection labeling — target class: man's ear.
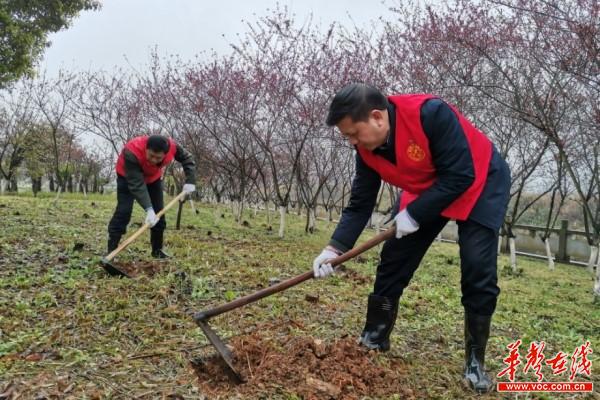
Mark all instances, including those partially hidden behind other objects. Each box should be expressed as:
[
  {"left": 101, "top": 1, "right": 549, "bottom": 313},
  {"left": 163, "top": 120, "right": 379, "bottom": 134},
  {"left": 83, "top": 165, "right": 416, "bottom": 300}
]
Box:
[{"left": 370, "top": 109, "right": 387, "bottom": 127}]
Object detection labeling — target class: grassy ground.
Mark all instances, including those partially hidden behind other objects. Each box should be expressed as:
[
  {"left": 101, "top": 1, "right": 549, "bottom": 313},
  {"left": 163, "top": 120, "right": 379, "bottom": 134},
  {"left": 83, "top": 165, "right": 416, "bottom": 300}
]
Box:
[{"left": 0, "top": 192, "right": 598, "bottom": 399}]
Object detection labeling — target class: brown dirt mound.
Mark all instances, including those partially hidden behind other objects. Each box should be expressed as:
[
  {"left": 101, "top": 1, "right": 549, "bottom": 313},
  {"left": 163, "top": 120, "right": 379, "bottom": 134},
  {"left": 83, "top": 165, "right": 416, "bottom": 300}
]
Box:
[
  {"left": 191, "top": 332, "right": 415, "bottom": 399},
  {"left": 112, "top": 260, "right": 163, "bottom": 277},
  {"left": 341, "top": 269, "right": 371, "bottom": 285},
  {"left": 336, "top": 265, "right": 371, "bottom": 285}
]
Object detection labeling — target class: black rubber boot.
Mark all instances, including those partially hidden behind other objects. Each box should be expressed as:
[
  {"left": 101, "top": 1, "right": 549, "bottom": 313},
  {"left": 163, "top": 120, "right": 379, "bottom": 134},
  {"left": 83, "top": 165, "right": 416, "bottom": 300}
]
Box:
[
  {"left": 107, "top": 235, "right": 121, "bottom": 253},
  {"left": 464, "top": 312, "right": 494, "bottom": 394},
  {"left": 150, "top": 230, "right": 170, "bottom": 259},
  {"left": 358, "top": 294, "right": 398, "bottom": 352}
]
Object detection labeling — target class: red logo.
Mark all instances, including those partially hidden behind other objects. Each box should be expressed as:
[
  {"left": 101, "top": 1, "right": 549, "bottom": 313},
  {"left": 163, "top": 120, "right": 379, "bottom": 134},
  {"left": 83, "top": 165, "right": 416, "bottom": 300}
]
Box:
[{"left": 406, "top": 141, "right": 425, "bottom": 162}]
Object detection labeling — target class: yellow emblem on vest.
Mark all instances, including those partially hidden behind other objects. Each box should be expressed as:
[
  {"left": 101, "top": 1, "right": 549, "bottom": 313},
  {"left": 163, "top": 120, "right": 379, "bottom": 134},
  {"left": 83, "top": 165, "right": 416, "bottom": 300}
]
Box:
[{"left": 406, "top": 142, "right": 426, "bottom": 162}]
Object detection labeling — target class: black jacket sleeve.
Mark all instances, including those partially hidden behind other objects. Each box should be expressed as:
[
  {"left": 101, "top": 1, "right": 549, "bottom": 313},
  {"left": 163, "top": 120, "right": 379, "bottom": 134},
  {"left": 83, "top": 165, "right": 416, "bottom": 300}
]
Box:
[
  {"left": 123, "top": 150, "right": 153, "bottom": 210},
  {"left": 174, "top": 144, "right": 196, "bottom": 184},
  {"left": 329, "top": 152, "right": 381, "bottom": 252},
  {"left": 406, "top": 99, "right": 475, "bottom": 225}
]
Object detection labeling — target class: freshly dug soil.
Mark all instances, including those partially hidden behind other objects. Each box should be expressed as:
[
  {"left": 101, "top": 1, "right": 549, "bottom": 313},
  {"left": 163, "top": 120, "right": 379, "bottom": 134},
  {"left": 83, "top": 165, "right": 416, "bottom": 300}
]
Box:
[
  {"left": 337, "top": 266, "right": 371, "bottom": 285},
  {"left": 110, "top": 260, "right": 164, "bottom": 277},
  {"left": 191, "top": 330, "right": 415, "bottom": 399}
]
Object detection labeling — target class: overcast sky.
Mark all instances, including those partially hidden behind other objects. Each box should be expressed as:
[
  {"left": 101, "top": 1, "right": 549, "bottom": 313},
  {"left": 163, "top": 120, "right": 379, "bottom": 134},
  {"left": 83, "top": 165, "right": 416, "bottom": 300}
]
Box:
[{"left": 40, "top": 0, "right": 391, "bottom": 76}]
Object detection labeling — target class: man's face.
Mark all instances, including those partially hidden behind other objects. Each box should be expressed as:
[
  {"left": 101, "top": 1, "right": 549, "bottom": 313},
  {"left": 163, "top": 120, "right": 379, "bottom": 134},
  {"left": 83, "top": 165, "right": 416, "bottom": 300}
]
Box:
[
  {"left": 336, "top": 109, "right": 389, "bottom": 151},
  {"left": 146, "top": 149, "right": 166, "bottom": 165}
]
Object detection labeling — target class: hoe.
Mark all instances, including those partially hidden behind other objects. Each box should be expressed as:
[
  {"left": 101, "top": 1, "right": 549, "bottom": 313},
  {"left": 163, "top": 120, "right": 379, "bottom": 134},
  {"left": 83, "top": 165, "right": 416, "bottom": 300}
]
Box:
[
  {"left": 101, "top": 191, "right": 188, "bottom": 277},
  {"left": 192, "top": 225, "right": 396, "bottom": 382}
]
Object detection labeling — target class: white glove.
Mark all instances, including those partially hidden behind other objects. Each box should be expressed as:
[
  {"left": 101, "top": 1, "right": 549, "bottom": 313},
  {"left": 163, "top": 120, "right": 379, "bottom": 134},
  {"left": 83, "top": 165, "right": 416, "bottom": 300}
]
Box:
[
  {"left": 183, "top": 184, "right": 196, "bottom": 194},
  {"left": 312, "top": 247, "right": 340, "bottom": 278},
  {"left": 145, "top": 208, "right": 159, "bottom": 227},
  {"left": 394, "top": 209, "right": 419, "bottom": 239}
]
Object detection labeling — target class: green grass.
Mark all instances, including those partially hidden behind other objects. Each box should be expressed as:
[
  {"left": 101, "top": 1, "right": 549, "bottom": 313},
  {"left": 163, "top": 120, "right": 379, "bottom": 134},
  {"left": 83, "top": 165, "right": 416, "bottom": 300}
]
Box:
[{"left": 0, "top": 192, "right": 598, "bottom": 399}]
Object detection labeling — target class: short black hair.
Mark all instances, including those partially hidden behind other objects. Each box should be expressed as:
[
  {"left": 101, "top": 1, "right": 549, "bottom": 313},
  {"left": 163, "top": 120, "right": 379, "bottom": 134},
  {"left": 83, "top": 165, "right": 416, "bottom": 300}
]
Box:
[
  {"left": 146, "top": 135, "right": 170, "bottom": 153},
  {"left": 326, "top": 83, "right": 389, "bottom": 126}
]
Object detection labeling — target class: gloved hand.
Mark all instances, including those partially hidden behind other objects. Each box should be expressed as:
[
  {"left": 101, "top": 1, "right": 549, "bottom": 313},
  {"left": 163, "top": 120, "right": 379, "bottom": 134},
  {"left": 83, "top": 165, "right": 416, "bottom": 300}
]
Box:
[
  {"left": 312, "top": 246, "right": 341, "bottom": 278},
  {"left": 183, "top": 184, "right": 196, "bottom": 194},
  {"left": 145, "top": 208, "right": 159, "bottom": 227},
  {"left": 394, "top": 209, "right": 419, "bottom": 239}
]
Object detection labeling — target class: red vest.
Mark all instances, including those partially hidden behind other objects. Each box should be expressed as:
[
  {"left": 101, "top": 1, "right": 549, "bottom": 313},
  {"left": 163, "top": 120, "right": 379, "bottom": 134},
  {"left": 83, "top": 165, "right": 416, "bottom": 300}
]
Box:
[
  {"left": 116, "top": 136, "right": 177, "bottom": 184},
  {"left": 357, "top": 95, "right": 492, "bottom": 221}
]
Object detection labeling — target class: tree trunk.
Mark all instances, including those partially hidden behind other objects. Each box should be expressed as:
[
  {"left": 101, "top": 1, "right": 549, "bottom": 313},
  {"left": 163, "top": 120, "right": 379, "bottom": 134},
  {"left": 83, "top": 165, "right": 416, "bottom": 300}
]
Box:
[
  {"left": 594, "top": 254, "right": 600, "bottom": 303},
  {"left": 498, "top": 234, "right": 503, "bottom": 254},
  {"left": 304, "top": 206, "right": 310, "bottom": 233},
  {"left": 372, "top": 213, "right": 382, "bottom": 232},
  {"left": 53, "top": 186, "right": 62, "bottom": 204},
  {"left": 509, "top": 237, "right": 517, "bottom": 272},
  {"left": 305, "top": 206, "right": 316, "bottom": 234},
  {"left": 79, "top": 179, "right": 88, "bottom": 197},
  {"left": 544, "top": 238, "right": 555, "bottom": 270},
  {"left": 231, "top": 200, "right": 239, "bottom": 221},
  {"left": 8, "top": 176, "right": 18, "bottom": 192},
  {"left": 49, "top": 176, "right": 55, "bottom": 192},
  {"left": 32, "top": 177, "right": 42, "bottom": 197},
  {"left": 588, "top": 245, "right": 599, "bottom": 274},
  {"left": 278, "top": 205, "right": 286, "bottom": 238},
  {"left": 264, "top": 200, "right": 271, "bottom": 225},
  {"left": 234, "top": 199, "right": 244, "bottom": 223}
]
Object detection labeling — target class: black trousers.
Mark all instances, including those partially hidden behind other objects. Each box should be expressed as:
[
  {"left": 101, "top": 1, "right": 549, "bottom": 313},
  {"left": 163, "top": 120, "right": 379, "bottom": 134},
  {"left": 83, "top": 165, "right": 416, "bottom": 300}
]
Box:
[
  {"left": 373, "top": 217, "right": 500, "bottom": 316},
  {"left": 108, "top": 176, "right": 166, "bottom": 238}
]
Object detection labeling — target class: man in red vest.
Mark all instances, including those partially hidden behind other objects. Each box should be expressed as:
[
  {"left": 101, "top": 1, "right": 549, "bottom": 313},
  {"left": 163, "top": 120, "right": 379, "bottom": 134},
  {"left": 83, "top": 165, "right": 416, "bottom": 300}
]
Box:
[
  {"left": 108, "top": 135, "right": 196, "bottom": 258},
  {"left": 312, "top": 84, "right": 510, "bottom": 393}
]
